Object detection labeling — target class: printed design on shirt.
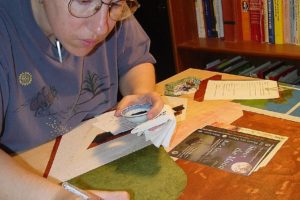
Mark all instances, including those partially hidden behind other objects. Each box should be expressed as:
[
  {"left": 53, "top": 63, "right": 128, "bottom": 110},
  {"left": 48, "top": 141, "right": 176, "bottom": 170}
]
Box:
[
  {"left": 69, "top": 70, "right": 113, "bottom": 119},
  {"left": 19, "top": 72, "right": 32, "bottom": 86},
  {"left": 29, "top": 86, "right": 58, "bottom": 117},
  {"left": 16, "top": 70, "right": 114, "bottom": 137},
  {"left": 46, "top": 116, "right": 72, "bottom": 138}
]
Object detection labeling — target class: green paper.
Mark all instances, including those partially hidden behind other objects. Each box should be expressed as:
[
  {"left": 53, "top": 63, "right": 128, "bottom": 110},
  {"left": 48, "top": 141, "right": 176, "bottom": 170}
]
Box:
[{"left": 69, "top": 145, "right": 187, "bottom": 200}]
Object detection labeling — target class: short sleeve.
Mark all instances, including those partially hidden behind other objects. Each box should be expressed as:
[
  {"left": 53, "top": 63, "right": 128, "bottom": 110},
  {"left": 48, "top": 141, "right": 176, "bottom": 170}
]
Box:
[
  {"left": 0, "top": 64, "right": 9, "bottom": 139},
  {"left": 0, "top": 14, "right": 11, "bottom": 139},
  {"left": 116, "top": 16, "right": 156, "bottom": 77}
]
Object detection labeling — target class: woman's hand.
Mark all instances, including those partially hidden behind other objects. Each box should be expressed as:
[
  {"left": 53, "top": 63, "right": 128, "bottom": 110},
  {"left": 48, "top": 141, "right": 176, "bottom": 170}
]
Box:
[{"left": 115, "top": 92, "right": 164, "bottom": 120}]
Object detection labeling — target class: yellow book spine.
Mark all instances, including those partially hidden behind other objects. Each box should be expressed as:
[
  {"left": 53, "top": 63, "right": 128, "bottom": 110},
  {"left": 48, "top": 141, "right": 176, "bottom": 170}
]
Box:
[
  {"left": 297, "top": 0, "right": 300, "bottom": 45},
  {"left": 273, "top": 0, "right": 283, "bottom": 44}
]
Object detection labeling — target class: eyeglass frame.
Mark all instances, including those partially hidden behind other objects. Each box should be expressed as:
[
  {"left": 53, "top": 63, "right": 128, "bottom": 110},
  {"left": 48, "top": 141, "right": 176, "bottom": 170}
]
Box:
[{"left": 67, "top": 0, "right": 140, "bottom": 21}]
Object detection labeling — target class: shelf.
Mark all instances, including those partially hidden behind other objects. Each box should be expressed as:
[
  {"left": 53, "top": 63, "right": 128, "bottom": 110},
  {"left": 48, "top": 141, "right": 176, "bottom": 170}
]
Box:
[{"left": 178, "top": 38, "right": 300, "bottom": 60}]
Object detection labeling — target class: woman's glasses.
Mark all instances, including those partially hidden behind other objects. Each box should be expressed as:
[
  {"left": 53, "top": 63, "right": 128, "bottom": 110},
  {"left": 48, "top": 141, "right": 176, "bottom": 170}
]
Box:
[{"left": 68, "top": 0, "right": 140, "bottom": 21}]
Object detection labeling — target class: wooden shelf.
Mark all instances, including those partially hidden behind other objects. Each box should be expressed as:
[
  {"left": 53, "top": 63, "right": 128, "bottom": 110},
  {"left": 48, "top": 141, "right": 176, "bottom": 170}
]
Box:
[
  {"left": 178, "top": 38, "right": 300, "bottom": 60},
  {"left": 167, "top": 0, "right": 300, "bottom": 84}
]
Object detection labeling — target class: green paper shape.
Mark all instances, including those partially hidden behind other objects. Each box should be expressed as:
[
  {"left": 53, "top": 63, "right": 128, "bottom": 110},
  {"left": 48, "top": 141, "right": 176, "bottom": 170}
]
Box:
[{"left": 69, "top": 145, "right": 187, "bottom": 200}]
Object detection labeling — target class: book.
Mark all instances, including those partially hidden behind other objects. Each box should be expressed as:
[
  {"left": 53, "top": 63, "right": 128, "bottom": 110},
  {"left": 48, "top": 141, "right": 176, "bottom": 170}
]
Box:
[
  {"left": 262, "top": 0, "right": 269, "bottom": 42},
  {"left": 256, "top": 60, "right": 284, "bottom": 79},
  {"left": 238, "top": 65, "right": 256, "bottom": 76},
  {"left": 230, "top": 61, "right": 252, "bottom": 75},
  {"left": 205, "top": 58, "right": 222, "bottom": 69},
  {"left": 213, "top": 0, "right": 224, "bottom": 38},
  {"left": 294, "top": 0, "right": 300, "bottom": 44},
  {"left": 249, "top": 0, "right": 264, "bottom": 42},
  {"left": 249, "top": 61, "right": 271, "bottom": 77},
  {"left": 169, "top": 125, "right": 287, "bottom": 176},
  {"left": 221, "top": 0, "right": 237, "bottom": 41},
  {"left": 223, "top": 60, "right": 250, "bottom": 73},
  {"left": 203, "top": 0, "right": 218, "bottom": 38},
  {"left": 233, "top": 0, "right": 243, "bottom": 41},
  {"left": 267, "top": 0, "right": 275, "bottom": 44},
  {"left": 195, "top": 0, "right": 206, "bottom": 38},
  {"left": 273, "top": 0, "right": 284, "bottom": 44},
  {"left": 290, "top": 0, "right": 296, "bottom": 44},
  {"left": 283, "top": 0, "right": 291, "bottom": 44},
  {"left": 278, "top": 69, "right": 299, "bottom": 84},
  {"left": 265, "top": 65, "right": 296, "bottom": 81},
  {"left": 240, "top": 0, "right": 251, "bottom": 41},
  {"left": 213, "top": 56, "right": 243, "bottom": 71}
]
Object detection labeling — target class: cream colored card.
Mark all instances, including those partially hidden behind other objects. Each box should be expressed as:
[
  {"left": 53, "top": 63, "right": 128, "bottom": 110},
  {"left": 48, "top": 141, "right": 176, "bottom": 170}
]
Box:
[{"left": 204, "top": 80, "right": 279, "bottom": 100}]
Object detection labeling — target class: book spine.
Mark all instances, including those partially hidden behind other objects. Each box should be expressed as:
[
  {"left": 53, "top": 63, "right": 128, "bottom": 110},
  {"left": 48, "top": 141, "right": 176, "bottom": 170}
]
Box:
[
  {"left": 215, "top": 56, "right": 242, "bottom": 71},
  {"left": 240, "top": 0, "right": 251, "bottom": 41},
  {"left": 214, "top": 0, "right": 224, "bottom": 38},
  {"left": 267, "top": 0, "right": 275, "bottom": 44},
  {"left": 263, "top": 0, "right": 269, "bottom": 42},
  {"left": 195, "top": 0, "right": 207, "bottom": 38},
  {"left": 206, "top": 59, "right": 222, "bottom": 69},
  {"left": 221, "top": 0, "right": 236, "bottom": 41},
  {"left": 239, "top": 65, "right": 256, "bottom": 76},
  {"left": 290, "top": 0, "right": 295, "bottom": 44},
  {"left": 257, "top": 60, "right": 284, "bottom": 79},
  {"left": 249, "top": 61, "right": 271, "bottom": 77},
  {"left": 268, "top": 65, "right": 297, "bottom": 81},
  {"left": 231, "top": 62, "right": 251, "bottom": 75},
  {"left": 294, "top": 0, "right": 300, "bottom": 45},
  {"left": 278, "top": 69, "right": 299, "bottom": 83},
  {"left": 203, "top": 0, "right": 218, "bottom": 38},
  {"left": 223, "top": 60, "right": 248, "bottom": 73},
  {"left": 234, "top": 0, "right": 243, "bottom": 41},
  {"left": 283, "top": 0, "right": 291, "bottom": 43},
  {"left": 249, "top": 0, "right": 264, "bottom": 42},
  {"left": 273, "top": 0, "right": 284, "bottom": 44}
]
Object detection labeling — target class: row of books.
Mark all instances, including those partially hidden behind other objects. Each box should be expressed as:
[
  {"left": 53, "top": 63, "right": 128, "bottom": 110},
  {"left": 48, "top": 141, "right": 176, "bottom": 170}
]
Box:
[
  {"left": 195, "top": 0, "right": 299, "bottom": 45},
  {"left": 205, "top": 56, "right": 300, "bottom": 84}
]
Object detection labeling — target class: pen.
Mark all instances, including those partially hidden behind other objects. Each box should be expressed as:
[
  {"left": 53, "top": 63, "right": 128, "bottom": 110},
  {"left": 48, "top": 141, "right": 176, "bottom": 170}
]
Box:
[
  {"left": 62, "top": 182, "right": 103, "bottom": 200},
  {"left": 56, "top": 40, "right": 63, "bottom": 63}
]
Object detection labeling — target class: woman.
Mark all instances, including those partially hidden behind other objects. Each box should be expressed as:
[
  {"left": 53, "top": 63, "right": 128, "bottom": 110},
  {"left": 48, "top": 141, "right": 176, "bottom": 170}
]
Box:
[{"left": 0, "top": 0, "right": 163, "bottom": 199}]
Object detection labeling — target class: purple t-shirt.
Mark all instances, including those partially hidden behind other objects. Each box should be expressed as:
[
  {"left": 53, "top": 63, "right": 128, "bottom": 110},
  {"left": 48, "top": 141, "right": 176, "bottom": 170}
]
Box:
[{"left": 0, "top": 0, "right": 155, "bottom": 153}]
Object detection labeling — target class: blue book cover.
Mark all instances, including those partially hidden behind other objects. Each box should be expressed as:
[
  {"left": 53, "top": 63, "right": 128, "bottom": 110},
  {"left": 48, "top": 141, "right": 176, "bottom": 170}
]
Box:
[
  {"left": 267, "top": 0, "right": 275, "bottom": 44},
  {"left": 202, "top": 0, "right": 218, "bottom": 38}
]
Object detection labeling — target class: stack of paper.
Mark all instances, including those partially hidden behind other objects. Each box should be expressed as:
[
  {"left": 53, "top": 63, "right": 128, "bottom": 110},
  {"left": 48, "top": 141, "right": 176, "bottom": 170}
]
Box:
[{"left": 131, "top": 105, "right": 176, "bottom": 147}]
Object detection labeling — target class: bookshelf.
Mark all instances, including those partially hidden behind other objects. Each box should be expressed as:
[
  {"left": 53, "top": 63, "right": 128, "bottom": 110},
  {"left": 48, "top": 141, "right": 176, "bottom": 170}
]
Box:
[{"left": 167, "top": 0, "right": 300, "bottom": 82}]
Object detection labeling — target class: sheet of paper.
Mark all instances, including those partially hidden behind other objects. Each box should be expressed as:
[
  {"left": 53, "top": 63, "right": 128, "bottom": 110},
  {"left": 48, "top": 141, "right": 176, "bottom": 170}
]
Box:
[
  {"left": 94, "top": 111, "right": 136, "bottom": 135},
  {"left": 204, "top": 80, "right": 279, "bottom": 100}
]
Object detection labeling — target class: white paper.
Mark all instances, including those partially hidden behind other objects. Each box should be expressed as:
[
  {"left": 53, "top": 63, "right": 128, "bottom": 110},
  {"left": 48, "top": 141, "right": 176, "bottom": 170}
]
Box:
[
  {"left": 131, "top": 104, "right": 176, "bottom": 147},
  {"left": 204, "top": 80, "right": 279, "bottom": 100},
  {"left": 93, "top": 111, "right": 136, "bottom": 135}
]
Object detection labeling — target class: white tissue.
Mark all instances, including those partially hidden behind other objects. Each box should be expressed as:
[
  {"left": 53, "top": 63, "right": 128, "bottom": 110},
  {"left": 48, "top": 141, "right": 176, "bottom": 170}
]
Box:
[{"left": 130, "top": 105, "right": 176, "bottom": 148}]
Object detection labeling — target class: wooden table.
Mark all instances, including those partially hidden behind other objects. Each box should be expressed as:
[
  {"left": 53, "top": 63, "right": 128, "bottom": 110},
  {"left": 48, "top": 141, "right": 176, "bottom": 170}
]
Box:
[
  {"left": 156, "top": 69, "right": 300, "bottom": 200},
  {"left": 14, "top": 68, "right": 300, "bottom": 199}
]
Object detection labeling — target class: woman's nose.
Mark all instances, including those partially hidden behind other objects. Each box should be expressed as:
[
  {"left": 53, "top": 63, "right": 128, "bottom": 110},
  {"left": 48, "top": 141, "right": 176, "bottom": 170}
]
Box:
[{"left": 88, "top": 7, "right": 110, "bottom": 36}]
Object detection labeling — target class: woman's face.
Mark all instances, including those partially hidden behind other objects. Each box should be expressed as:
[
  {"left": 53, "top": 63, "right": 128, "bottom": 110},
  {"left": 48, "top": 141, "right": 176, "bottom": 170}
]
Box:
[{"left": 35, "top": 0, "right": 117, "bottom": 56}]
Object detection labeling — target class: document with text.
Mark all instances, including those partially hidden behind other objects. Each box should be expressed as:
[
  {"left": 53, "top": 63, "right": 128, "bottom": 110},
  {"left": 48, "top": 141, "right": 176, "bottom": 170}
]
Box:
[{"left": 204, "top": 80, "right": 279, "bottom": 100}]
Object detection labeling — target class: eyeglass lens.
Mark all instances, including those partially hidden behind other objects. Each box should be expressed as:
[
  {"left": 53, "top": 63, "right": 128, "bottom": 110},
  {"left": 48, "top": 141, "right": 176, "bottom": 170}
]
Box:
[{"left": 68, "top": 0, "right": 140, "bottom": 20}]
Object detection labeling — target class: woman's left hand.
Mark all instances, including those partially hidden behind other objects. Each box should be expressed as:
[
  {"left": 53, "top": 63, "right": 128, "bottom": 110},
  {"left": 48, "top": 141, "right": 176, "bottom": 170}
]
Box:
[{"left": 115, "top": 92, "right": 164, "bottom": 120}]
